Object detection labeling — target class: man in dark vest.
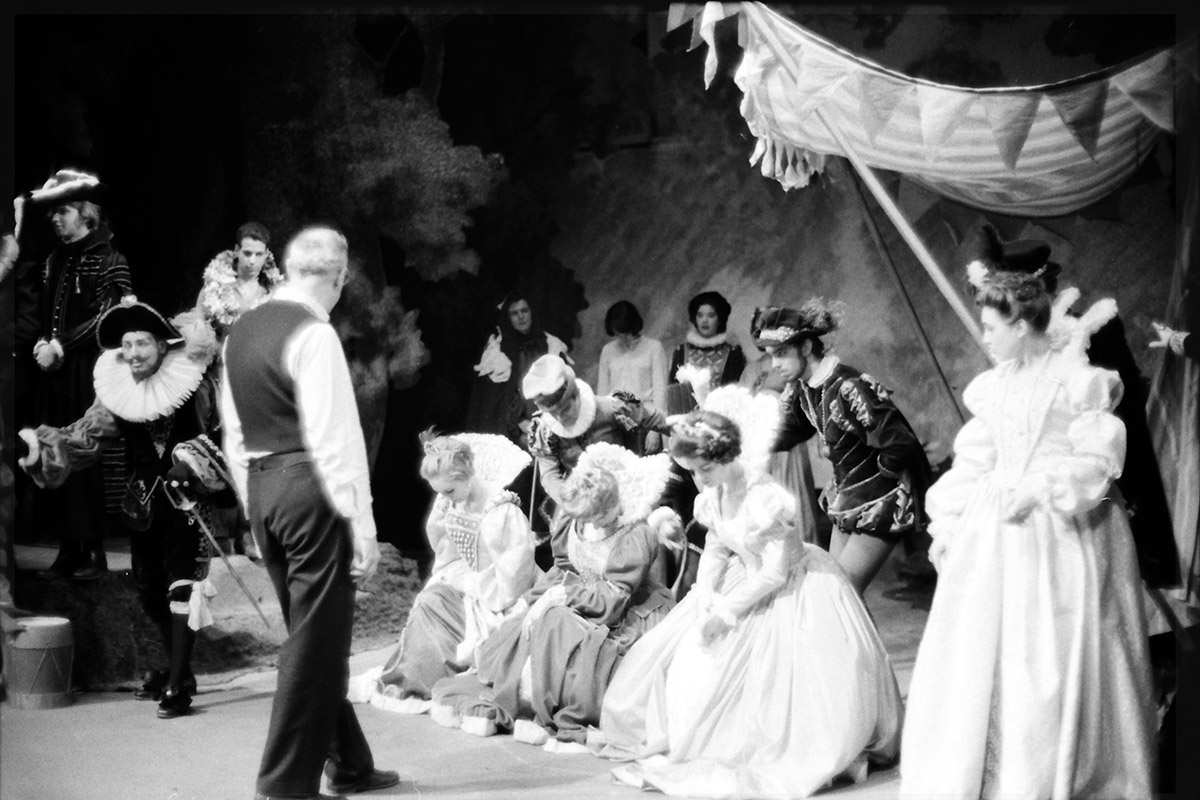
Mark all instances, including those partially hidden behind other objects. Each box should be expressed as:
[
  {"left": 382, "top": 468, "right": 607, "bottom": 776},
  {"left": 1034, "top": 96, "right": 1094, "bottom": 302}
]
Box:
[{"left": 220, "top": 226, "right": 399, "bottom": 800}]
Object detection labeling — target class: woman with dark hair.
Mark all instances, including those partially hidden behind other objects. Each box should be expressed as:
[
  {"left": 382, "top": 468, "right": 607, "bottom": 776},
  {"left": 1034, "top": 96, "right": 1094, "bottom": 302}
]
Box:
[
  {"left": 666, "top": 291, "right": 746, "bottom": 414},
  {"left": 901, "top": 270, "right": 1155, "bottom": 799},
  {"left": 465, "top": 291, "right": 571, "bottom": 445},
  {"left": 594, "top": 386, "right": 901, "bottom": 798},
  {"left": 597, "top": 300, "right": 668, "bottom": 413},
  {"left": 753, "top": 298, "right": 932, "bottom": 595}
]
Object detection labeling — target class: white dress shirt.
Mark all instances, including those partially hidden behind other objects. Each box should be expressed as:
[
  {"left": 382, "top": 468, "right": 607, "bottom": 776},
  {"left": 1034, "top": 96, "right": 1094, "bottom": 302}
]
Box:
[{"left": 219, "top": 284, "right": 377, "bottom": 542}]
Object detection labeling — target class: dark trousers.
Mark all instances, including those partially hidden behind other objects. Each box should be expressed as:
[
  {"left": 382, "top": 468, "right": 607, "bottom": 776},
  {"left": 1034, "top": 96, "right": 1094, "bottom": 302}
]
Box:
[{"left": 248, "top": 454, "right": 373, "bottom": 797}]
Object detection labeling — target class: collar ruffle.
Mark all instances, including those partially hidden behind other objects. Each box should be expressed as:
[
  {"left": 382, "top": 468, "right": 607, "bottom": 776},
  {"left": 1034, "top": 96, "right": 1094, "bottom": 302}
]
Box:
[
  {"left": 93, "top": 348, "right": 206, "bottom": 423},
  {"left": 542, "top": 379, "right": 597, "bottom": 439},
  {"left": 807, "top": 354, "right": 840, "bottom": 387},
  {"left": 686, "top": 329, "right": 729, "bottom": 348}
]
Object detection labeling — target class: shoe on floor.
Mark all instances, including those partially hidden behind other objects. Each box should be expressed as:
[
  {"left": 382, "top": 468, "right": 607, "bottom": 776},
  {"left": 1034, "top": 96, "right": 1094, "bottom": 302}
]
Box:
[
  {"left": 157, "top": 686, "right": 194, "bottom": 719},
  {"left": 254, "top": 793, "right": 346, "bottom": 800},
  {"left": 136, "top": 669, "right": 196, "bottom": 701},
  {"left": 323, "top": 763, "right": 401, "bottom": 795},
  {"left": 68, "top": 543, "right": 108, "bottom": 581}
]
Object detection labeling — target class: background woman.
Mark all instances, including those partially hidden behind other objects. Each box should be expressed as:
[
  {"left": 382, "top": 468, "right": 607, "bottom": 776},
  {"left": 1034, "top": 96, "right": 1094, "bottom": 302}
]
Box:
[
  {"left": 350, "top": 429, "right": 536, "bottom": 715},
  {"left": 900, "top": 271, "right": 1155, "bottom": 799},
  {"left": 594, "top": 386, "right": 902, "bottom": 799},
  {"left": 597, "top": 300, "right": 668, "bottom": 413},
  {"left": 465, "top": 291, "right": 571, "bottom": 446},
  {"left": 666, "top": 291, "right": 745, "bottom": 414}
]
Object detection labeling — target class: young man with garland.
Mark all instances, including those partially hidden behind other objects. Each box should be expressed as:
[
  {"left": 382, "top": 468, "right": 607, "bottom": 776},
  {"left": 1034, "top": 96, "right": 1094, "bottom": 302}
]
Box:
[
  {"left": 196, "top": 221, "right": 283, "bottom": 336},
  {"left": 18, "top": 297, "right": 232, "bottom": 719}
]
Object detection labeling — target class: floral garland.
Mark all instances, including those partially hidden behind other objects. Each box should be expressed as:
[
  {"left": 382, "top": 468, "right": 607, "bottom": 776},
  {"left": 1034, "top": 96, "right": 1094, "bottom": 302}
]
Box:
[{"left": 197, "top": 248, "right": 283, "bottom": 329}]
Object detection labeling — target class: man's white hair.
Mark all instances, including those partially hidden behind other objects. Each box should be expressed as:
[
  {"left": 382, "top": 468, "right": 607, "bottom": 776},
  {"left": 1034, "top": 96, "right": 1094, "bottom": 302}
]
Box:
[{"left": 284, "top": 226, "right": 348, "bottom": 281}]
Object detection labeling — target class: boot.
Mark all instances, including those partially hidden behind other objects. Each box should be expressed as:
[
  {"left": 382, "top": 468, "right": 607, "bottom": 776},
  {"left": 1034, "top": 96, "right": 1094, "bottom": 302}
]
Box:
[
  {"left": 34, "top": 541, "right": 83, "bottom": 580},
  {"left": 68, "top": 540, "right": 107, "bottom": 581},
  {"left": 158, "top": 613, "right": 196, "bottom": 719}
]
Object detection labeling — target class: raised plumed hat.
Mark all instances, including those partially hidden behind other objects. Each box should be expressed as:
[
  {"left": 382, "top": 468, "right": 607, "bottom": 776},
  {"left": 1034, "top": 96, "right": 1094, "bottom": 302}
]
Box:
[
  {"left": 29, "top": 169, "right": 109, "bottom": 207},
  {"left": 97, "top": 296, "right": 183, "bottom": 350}
]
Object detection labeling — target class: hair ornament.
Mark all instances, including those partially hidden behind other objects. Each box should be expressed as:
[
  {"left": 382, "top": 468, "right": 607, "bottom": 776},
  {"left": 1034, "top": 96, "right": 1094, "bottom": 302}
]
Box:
[{"left": 966, "top": 260, "right": 990, "bottom": 290}]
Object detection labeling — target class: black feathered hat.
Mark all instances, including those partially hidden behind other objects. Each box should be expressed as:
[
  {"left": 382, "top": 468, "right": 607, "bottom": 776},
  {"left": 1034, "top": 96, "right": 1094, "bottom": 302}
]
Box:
[
  {"left": 751, "top": 299, "right": 839, "bottom": 348},
  {"left": 968, "top": 224, "right": 1061, "bottom": 289},
  {"left": 97, "top": 296, "right": 183, "bottom": 350}
]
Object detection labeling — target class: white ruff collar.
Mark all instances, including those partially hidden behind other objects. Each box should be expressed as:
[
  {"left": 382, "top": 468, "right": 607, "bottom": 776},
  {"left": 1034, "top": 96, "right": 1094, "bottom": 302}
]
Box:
[
  {"left": 543, "top": 380, "right": 597, "bottom": 439},
  {"left": 686, "top": 329, "right": 729, "bottom": 348},
  {"left": 807, "top": 354, "right": 840, "bottom": 387},
  {"left": 93, "top": 348, "right": 206, "bottom": 423}
]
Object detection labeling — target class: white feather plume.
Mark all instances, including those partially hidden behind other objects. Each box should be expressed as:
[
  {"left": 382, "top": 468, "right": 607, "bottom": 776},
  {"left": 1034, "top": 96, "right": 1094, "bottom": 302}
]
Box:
[
  {"left": 701, "top": 384, "right": 781, "bottom": 479},
  {"left": 573, "top": 441, "right": 673, "bottom": 526},
  {"left": 455, "top": 433, "right": 531, "bottom": 487}
]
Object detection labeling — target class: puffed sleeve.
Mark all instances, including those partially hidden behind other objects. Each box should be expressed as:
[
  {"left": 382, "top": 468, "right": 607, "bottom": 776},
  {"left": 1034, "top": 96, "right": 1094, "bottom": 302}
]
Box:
[
  {"left": 691, "top": 491, "right": 731, "bottom": 596},
  {"left": 25, "top": 397, "right": 121, "bottom": 489},
  {"left": 464, "top": 493, "right": 537, "bottom": 613},
  {"left": 709, "top": 483, "right": 792, "bottom": 624},
  {"left": 560, "top": 522, "right": 658, "bottom": 627},
  {"left": 1039, "top": 364, "right": 1126, "bottom": 517},
  {"left": 925, "top": 371, "right": 999, "bottom": 543},
  {"left": 840, "top": 375, "right": 923, "bottom": 480}
]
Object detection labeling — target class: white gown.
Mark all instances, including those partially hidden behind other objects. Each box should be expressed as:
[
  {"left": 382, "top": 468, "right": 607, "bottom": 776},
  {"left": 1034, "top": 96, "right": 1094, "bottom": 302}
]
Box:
[
  {"left": 594, "top": 477, "right": 902, "bottom": 799},
  {"left": 900, "top": 345, "right": 1155, "bottom": 799}
]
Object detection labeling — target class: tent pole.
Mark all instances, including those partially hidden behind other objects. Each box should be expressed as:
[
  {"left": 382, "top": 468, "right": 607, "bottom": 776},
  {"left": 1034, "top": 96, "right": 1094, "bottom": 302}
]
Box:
[
  {"left": 841, "top": 160, "right": 968, "bottom": 424},
  {"left": 740, "top": 1, "right": 988, "bottom": 356}
]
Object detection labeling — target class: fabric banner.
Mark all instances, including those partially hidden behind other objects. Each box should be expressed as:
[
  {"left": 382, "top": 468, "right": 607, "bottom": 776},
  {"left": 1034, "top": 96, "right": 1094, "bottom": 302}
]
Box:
[{"left": 674, "top": 1, "right": 1190, "bottom": 217}]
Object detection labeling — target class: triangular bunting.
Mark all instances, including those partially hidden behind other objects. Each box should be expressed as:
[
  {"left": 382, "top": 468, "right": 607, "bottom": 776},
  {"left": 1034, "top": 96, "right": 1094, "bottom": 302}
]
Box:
[
  {"left": 666, "top": 3, "right": 704, "bottom": 33},
  {"left": 791, "top": 48, "right": 852, "bottom": 117},
  {"left": 698, "top": 1, "right": 735, "bottom": 87},
  {"left": 1111, "top": 48, "right": 1175, "bottom": 132},
  {"left": 979, "top": 93, "right": 1042, "bottom": 170},
  {"left": 1047, "top": 80, "right": 1108, "bottom": 159},
  {"left": 898, "top": 177, "right": 940, "bottom": 223},
  {"left": 857, "top": 72, "right": 910, "bottom": 142},
  {"left": 914, "top": 84, "right": 976, "bottom": 154}
]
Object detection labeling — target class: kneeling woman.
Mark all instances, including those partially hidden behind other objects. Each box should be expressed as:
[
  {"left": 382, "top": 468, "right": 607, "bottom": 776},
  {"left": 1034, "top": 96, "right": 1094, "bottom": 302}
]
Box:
[
  {"left": 593, "top": 386, "right": 902, "bottom": 799},
  {"left": 431, "top": 443, "right": 677, "bottom": 749},
  {"left": 352, "top": 430, "right": 537, "bottom": 713}
]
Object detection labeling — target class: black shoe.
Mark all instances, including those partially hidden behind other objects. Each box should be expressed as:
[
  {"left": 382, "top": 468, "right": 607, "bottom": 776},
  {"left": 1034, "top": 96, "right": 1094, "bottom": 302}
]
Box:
[
  {"left": 34, "top": 542, "right": 82, "bottom": 580},
  {"left": 324, "top": 762, "right": 401, "bottom": 795},
  {"left": 134, "top": 669, "right": 169, "bottom": 701},
  {"left": 68, "top": 543, "right": 107, "bottom": 581},
  {"left": 157, "top": 686, "right": 194, "bottom": 719}
]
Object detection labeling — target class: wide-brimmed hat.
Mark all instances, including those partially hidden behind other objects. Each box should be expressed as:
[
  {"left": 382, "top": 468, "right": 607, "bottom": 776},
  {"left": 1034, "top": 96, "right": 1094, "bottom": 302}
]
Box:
[
  {"left": 29, "top": 169, "right": 109, "bottom": 207},
  {"left": 97, "top": 296, "right": 183, "bottom": 350},
  {"left": 522, "top": 354, "right": 575, "bottom": 400}
]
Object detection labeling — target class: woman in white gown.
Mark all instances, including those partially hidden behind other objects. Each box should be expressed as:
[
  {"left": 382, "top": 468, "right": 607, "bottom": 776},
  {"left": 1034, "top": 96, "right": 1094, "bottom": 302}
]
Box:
[
  {"left": 900, "top": 270, "right": 1155, "bottom": 799},
  {"left": 349, "top": 430, "right": 537, "bottom": 713},
  {"left": 592, "top": 385, "right": 902, "bottom": 799}
]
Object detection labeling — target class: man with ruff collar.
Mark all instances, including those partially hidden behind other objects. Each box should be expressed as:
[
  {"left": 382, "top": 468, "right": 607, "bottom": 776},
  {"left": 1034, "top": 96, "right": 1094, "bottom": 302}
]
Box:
[{"left": 18, "top": 296, "right": 232, "bottom": 719}]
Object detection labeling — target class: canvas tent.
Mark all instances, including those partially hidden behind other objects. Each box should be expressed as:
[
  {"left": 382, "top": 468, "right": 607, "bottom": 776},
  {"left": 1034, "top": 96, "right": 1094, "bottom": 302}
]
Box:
[{"left": 667, "top": 2, "right": 1199, "bottom": 600}]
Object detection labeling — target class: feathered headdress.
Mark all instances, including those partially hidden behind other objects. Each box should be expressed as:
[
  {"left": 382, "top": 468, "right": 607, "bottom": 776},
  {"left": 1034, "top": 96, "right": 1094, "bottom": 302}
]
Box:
[
  {"left": 573, "top": 441, "right": 672, "bottom": 527},
  {"left": 700, "top": 384, "right": 781, "bottom": 479}
]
